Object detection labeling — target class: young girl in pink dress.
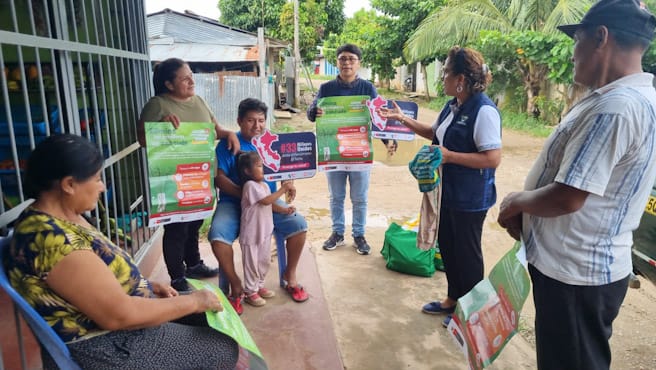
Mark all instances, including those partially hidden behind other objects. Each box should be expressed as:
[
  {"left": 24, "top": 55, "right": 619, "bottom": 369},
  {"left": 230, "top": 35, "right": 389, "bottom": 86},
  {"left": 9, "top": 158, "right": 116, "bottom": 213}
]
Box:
[{"left": 237, "top": 151, "right": 294, "bottom": 306}]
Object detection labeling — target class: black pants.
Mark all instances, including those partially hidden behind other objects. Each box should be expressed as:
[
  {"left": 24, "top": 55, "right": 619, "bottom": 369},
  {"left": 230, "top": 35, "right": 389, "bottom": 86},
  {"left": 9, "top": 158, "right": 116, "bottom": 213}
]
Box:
[
  {"left": 162, "top": 220, "right": 203, "bottom": 281},
  {"left": 529, "top": 264, "right": 629, "bottom": 370},
  {"left": 438, "top": 206, "right": 487, "bottom": 300}
]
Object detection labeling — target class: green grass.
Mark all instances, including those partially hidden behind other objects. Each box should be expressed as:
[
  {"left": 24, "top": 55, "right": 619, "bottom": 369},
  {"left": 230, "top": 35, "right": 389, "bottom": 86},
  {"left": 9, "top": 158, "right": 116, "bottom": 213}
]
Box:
[
  {"left": 427, "top": 95, "right": 451, "bottom": 111},
  {"left": 500, "top": 110, "right": 554, "bottom": 137},
  {"left": 428, "top": 96, "right": 553, "bottom": 138}
]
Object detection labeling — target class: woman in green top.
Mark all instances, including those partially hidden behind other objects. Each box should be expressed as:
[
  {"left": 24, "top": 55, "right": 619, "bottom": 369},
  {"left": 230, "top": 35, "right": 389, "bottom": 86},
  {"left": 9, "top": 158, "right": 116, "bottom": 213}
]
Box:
[
  {"left": 138, "top": 58, "right": 240, "bottom": 293},
  {"left": 6, "top": 134, "right": 238, "bottom": 369}
]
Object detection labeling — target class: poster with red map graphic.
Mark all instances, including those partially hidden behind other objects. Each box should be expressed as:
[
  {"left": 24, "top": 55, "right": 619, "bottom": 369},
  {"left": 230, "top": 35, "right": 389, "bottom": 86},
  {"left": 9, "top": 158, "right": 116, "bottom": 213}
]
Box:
[
  {"left": 251, "top": 131, "right": 317, "bottom": 181},
  {"left": 369, "top": 98, "right": 418, "bottom": 141}
]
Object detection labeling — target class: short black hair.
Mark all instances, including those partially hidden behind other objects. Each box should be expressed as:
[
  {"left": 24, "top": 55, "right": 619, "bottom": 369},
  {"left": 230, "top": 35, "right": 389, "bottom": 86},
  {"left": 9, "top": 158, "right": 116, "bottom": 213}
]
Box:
[
  {"left": 238, "top": 98, "right": 268, "bottom": 120},
  {"left": 236, "top": 151, "right": 262, "bottom": 184},
  {"left": 153, "top": 58, "right": 187, "bottom": 96},
  {"left": 25, "top": 134, "right": 104, "bottom": 198},
  {"left": 336, "top": 44, "right": 362, "bottom": 60}
]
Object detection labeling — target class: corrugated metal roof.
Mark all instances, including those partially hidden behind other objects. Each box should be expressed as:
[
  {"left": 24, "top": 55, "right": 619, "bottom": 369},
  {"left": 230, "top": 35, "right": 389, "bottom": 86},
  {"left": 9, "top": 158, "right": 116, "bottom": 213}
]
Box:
[
  {"left": 147, "top": 9, "right": 287, "bottom": 47},
  {"left": 149, "top": 44, "right": 259, "bottom": 63}
]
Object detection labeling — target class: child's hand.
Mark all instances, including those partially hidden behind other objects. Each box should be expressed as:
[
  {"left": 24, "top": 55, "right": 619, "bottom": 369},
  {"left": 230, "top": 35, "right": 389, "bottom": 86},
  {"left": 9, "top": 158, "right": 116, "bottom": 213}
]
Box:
[
  {"left": 286, "top": 205, "right": 296, "bottom": 215},
  {"left": 281, "top": 181, "right": 296, "bottom": 203},
  {"left": 282, "top": 181, "right": 294, "bottom": 191}
]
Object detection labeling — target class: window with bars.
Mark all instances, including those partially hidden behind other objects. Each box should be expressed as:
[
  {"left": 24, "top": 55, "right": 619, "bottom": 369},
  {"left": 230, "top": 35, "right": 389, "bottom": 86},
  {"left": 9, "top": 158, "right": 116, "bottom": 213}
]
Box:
[{"left": 0, "top": 0, "right": 155, "bottom": 256}]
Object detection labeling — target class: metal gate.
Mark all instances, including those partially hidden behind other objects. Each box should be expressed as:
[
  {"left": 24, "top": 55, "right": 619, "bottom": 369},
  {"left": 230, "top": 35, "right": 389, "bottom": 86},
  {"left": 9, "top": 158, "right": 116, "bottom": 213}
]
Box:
[{"left": 0, "top": 0, "right": 155, "bottom": 256}]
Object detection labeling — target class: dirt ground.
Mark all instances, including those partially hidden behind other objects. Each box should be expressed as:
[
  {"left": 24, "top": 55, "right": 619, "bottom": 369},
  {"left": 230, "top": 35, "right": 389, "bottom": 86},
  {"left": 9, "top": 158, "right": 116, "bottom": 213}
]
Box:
[{"left": 279, "top": 104, "right": 656, "bottom": 369}]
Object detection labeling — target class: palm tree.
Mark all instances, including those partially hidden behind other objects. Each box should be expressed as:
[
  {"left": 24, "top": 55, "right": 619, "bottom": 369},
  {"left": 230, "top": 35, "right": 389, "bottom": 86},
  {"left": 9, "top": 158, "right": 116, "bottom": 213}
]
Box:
[{"left": 405, "top": 0, "right": 592, "bottom": 114}]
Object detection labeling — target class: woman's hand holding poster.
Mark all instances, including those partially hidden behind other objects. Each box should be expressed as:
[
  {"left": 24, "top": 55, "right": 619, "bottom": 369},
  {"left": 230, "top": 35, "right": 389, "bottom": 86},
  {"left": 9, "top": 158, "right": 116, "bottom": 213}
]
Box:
[
  {"left": 368, "top": 96, "right": 418, "bottom": 141},
  {"left": 144, "top": 122, "right": 216, "bottom": 227}
]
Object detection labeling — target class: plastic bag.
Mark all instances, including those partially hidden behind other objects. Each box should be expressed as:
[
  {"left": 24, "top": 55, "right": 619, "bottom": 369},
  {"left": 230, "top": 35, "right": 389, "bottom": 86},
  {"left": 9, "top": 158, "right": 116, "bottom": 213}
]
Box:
[{"left": 381, "top": 223, "right": 436, "bottom": 277}]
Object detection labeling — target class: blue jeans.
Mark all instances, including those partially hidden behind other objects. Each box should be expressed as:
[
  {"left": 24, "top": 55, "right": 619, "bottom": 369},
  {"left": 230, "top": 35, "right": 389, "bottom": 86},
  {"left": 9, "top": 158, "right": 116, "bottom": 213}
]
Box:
[
  {"left": 208, "top": 198, "right": 307, "bottom": 294},
  {"left": 326, "top": 170, "right": 370, "bottom": 237},
  {"left": 208, "top": 199, "right": 307, "bottom": 244}
]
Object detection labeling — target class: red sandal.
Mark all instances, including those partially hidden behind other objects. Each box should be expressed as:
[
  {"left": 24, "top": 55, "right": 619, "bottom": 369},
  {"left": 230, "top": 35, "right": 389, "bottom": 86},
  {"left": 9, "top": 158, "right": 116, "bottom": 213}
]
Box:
[
  {"left": 228, "top": 294, "right": 244, "bottom": 315},
  {"left": 284, "top": 283, "right": 309, "bottom": 302}
]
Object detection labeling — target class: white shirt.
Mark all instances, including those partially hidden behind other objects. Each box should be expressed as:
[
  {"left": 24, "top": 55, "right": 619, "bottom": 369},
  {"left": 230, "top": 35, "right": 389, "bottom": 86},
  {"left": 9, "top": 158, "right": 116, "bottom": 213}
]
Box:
[
  {"left": 523, "top": 73, "right": 656, "bottom": 285},
  {"left": 432, "top": 105, "right": 502, "bottom": 151}
]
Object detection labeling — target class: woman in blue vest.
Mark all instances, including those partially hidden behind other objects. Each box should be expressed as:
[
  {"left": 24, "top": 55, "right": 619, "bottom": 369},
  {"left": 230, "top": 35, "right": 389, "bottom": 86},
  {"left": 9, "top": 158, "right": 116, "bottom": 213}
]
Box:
[{"left": 378, "top": 46, "right": 501, "bottom": 328}]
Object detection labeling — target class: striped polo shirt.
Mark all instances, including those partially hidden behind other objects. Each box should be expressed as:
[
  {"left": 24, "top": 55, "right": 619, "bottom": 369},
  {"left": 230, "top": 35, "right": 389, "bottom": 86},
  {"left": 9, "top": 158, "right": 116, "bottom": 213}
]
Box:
[{"left": 523, "top": 73, "right": 656, "bottom": 286}]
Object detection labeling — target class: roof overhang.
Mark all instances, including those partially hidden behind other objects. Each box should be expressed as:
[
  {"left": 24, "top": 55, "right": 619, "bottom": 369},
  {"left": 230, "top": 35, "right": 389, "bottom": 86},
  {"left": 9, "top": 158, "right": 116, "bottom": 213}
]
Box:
[{"left": 149, "top": 44, "right": 260, "bottom": 63}]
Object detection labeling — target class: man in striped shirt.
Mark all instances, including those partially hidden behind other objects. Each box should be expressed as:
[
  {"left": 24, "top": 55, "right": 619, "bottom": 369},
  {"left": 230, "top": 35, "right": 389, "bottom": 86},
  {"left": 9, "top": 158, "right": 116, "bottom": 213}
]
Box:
[{"left": 498, "top": 1, "right": 656, "bottom": 369}]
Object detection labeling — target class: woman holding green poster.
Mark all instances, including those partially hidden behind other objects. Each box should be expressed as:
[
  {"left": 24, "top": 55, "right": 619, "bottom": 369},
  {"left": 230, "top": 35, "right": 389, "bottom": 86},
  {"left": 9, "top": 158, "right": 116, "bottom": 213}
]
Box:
[
  {"left": 378, "top": 46, "right": 502, "bottom": 328},
  {"left": 138, "top": 58, "right": 240, "bottom": 293}
]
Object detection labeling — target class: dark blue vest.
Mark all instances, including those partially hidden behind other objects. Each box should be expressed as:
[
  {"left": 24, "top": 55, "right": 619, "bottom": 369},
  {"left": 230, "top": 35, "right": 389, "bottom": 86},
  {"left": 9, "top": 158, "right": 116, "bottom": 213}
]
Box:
[{"left": 433, "top": 93, "right": 499, "bottom": 211}]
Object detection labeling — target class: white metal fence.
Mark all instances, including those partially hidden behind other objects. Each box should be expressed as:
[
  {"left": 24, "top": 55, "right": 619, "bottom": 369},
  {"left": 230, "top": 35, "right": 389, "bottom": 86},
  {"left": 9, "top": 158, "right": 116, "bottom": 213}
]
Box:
[{"left": 193, "top": 74, "right": 275, "bottom": 130}]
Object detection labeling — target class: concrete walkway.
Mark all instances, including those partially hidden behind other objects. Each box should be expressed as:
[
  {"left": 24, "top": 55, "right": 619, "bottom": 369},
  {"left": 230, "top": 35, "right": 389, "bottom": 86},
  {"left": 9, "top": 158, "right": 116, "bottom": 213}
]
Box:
[{"left": 147, "top": 242, "right": 343, "bottom": 370}]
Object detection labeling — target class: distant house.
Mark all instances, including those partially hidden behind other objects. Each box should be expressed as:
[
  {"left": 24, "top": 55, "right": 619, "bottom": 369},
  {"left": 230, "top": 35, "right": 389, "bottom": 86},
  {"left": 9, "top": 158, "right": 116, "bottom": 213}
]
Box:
[
  {"left": 147, "top": 9, "right": 287, "bottom": 76},
  {"left": 146, "top": 9, "right": 290, "bottom": 125}
]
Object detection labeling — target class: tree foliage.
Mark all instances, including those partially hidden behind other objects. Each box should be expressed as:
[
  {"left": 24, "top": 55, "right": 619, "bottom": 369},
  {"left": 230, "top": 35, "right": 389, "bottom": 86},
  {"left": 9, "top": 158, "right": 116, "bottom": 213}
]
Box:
[
  {"left": 475, "top": 30, "right": 573, "bottom": 120},
  {"left": 405, "top": 0, "right": 592, "bottom": 62},
  {"left": 218, "top": 0, "right": 286, "bottom": 34},
  {"left": 641, "top": 0, "right": 656, "bottom": 74},
  {"left": 369, "top": 0, "right": 444, "bottom": 81},
  {"left": 324, "top": 0, "right": 442, "bottom": 83},
  {"left": 219, "top": 0, "right": 345, "bottom": 62},
  {"left": 404, "top": 0, "right": 592, "bottom": 116},
  {"left": 323, "top": 0, "right": 346, "bottom": 36},
  {"left": 323, "top": 9, "right": 381, "bottom": 69},
  {"left": 274, "top": 0, "right": 327, "bottom": 61}
]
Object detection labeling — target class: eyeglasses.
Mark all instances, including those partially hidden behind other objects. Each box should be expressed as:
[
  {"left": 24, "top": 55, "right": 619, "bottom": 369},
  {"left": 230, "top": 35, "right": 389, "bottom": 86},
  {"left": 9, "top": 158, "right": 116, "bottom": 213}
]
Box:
[{"left": 338, "top": 56, "right": 359, "bottom": 64}]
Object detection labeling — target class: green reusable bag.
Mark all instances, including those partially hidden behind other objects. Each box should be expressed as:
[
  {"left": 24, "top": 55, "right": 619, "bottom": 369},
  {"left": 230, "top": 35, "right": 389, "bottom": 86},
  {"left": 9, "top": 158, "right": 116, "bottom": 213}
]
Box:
[{"left": 381, "top": 223, "right": 436, "bottom": 277}]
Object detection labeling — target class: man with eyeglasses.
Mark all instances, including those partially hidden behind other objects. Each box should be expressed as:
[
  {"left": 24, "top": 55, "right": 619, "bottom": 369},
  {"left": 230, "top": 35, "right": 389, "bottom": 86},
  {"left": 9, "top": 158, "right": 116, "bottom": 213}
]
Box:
[{"left": 307, "top": 43, "right": 389, "bottom": 255}]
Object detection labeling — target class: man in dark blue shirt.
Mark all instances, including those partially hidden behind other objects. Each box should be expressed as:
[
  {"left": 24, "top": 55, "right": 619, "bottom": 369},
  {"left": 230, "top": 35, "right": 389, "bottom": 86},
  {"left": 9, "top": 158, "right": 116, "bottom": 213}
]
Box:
[{"left": 307, "top": 44, "right": 393, "bottom": 255}]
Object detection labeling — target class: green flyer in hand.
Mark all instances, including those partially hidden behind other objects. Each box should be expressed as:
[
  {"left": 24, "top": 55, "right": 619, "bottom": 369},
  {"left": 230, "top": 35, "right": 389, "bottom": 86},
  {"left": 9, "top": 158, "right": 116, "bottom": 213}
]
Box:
[
  {"left": 187, "top": 279, "right": 268, "bottom": 370},
  {"left": 447, "top": 242, "right": 531, "bottom": 370}
]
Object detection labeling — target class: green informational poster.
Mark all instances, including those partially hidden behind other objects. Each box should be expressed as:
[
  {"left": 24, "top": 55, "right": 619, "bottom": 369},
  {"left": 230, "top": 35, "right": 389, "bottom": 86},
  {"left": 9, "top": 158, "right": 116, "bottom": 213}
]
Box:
[
  {"left": 187, "top": 279, "right": 268, "bottom": 370},
  {"left": 447, "top": 242, "right": 531, "bottom": 370},
  {"left": 316, "top": 95, "right": 374, "bottom": 171},
  {"left": 145, "top": 122, "right": 216, "bottom": 227}
]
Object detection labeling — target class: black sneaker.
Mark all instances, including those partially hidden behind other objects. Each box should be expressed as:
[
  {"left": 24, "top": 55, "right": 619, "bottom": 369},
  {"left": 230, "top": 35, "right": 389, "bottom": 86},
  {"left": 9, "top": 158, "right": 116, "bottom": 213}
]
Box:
[
  {"left": 186, "top": 262, "right": 220, "bottom": 279},
  {"left": 354, "top": 236, "right": 371, "bottom": 255},
  {"left": 171, "top": 278, "right": 192, "bottom": 294},
  {"left": 323, "top": 232, "right": 345, "bottom": 251}
]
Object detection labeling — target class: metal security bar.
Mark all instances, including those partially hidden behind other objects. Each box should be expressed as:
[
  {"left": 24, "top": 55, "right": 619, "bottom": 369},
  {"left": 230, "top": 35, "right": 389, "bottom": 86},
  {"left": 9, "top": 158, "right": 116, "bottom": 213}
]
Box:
[
  {"left": 1, "top": 1, "right": 158, "bottom": 368},
  {"left": 0, "top": 0, "right": 155, "bottom": 252}
]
